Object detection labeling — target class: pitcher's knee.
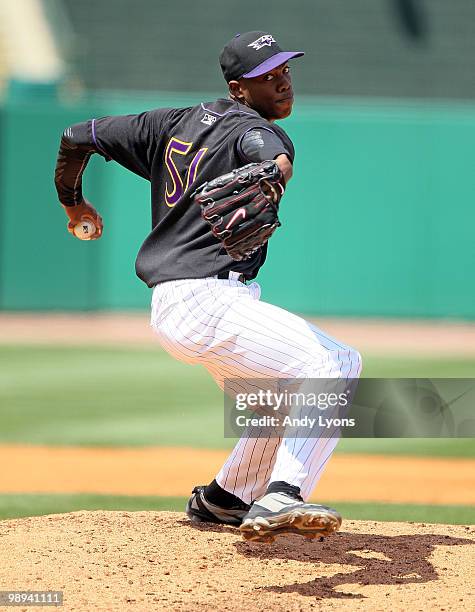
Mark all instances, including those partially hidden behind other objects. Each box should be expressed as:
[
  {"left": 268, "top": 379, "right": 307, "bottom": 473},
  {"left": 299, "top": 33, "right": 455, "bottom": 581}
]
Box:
[
  {"left": 349, "top": 347, "right": 363, "bottom": 378},
  {"left": 313, "top": 345, "right": 362, "bottom": 378}
]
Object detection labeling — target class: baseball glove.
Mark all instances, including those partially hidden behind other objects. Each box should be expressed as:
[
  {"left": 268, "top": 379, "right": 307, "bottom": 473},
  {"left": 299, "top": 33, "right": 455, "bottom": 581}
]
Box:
[{"left": 192, "top": 160, "right": 285, "bottom": 261}]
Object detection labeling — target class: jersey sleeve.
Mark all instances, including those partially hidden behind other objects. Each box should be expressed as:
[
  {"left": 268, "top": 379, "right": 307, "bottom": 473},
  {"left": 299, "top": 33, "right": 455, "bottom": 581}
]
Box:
[
  {"left": 91, "top": 109, "right": 167, "bottom": 180},
  {"left": 54, "top": 108, "right": 169, "bottom": 206},
  {"left": 236, "top": 123, "right": 295, "bottom": 165}
]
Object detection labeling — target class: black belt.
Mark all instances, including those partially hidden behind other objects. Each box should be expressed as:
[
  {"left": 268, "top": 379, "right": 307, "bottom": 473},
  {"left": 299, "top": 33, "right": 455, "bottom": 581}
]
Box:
[{"left": 217, "top": 271, "right": 247, "bottom": 283}]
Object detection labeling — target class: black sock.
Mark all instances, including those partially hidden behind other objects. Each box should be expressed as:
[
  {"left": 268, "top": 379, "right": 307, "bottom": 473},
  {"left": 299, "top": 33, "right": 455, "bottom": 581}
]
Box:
[
  {"left": 204, "top": 479, "right": 248, "bottom": 509},
  {"left": 265, "top": 481, "right": 303, "bottom": 501}
]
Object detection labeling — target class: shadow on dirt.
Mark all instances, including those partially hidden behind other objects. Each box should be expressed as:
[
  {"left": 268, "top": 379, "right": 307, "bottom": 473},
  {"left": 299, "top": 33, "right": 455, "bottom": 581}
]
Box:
[{"left": 234, "top": 528, "right": 474, "bottom": 599}]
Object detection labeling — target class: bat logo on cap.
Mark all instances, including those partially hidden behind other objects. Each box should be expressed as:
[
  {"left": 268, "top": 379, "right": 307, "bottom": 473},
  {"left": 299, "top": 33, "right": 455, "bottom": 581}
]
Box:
[{"left": 248, "top": 35, "right": 276, "bottom": 51}]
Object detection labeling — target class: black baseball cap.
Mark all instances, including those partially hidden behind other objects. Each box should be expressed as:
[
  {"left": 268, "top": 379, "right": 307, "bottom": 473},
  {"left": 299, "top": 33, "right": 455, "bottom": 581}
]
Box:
[{"left": 219, "top": 31, "right": 304, "bottom": 82}]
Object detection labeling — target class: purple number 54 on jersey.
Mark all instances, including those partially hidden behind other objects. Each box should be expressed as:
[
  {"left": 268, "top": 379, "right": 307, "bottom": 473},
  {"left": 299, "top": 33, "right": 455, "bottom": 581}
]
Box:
[{"left": 164, "top": 137, "right": 207, "bottom": 207}]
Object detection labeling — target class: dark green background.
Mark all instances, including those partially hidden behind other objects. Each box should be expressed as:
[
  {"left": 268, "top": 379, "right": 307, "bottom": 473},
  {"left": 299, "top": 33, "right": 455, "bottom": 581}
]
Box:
[{"left": 1, "top": 95, "right": 474, "bottom": 317}]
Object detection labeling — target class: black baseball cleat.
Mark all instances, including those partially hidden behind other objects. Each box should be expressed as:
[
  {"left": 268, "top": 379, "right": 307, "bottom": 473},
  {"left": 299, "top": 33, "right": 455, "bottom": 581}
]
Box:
[
  {"left": 239, "top": 492, "right": 342, "bottom": 543},
  {"left": 186, "top": 485, "right": 250, "bottom": 526}
]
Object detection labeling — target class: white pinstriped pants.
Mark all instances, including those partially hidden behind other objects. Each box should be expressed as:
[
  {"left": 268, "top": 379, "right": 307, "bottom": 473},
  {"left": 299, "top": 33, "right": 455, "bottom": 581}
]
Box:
[{"left": 150, "top": 273, "right": 362, "bottom": 504}]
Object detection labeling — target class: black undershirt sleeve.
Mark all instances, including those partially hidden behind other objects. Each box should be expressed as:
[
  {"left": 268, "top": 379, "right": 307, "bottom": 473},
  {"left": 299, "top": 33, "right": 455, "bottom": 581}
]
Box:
[
  {"left": 54, "top": 121, "right": 96, "bottom": 206},
  {"left": 237, "top": 127, "right": 292, "bottom": 164}
]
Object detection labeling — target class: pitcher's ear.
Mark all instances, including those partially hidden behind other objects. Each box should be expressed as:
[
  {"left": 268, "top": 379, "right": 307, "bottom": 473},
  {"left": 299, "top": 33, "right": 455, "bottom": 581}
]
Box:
[{"left": 228, "top": 80, "right": 246, "bottom": 103}]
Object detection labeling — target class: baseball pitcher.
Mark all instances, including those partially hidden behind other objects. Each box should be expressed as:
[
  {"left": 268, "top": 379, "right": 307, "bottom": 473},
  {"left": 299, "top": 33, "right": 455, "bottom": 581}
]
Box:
[{"left": 54, "top": 31, "right": 362, "bottom": 543}]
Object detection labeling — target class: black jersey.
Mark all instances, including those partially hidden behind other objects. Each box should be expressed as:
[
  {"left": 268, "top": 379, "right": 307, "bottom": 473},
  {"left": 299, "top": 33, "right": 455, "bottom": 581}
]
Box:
[{"left": 58, "top": 98, "right": 294, "bottom": 286}]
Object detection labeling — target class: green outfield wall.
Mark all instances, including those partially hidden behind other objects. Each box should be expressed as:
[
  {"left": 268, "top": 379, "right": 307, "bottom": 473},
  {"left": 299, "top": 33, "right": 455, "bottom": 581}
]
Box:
[{"left": 0, "top": 94, "right": 474, "bottom": 317}]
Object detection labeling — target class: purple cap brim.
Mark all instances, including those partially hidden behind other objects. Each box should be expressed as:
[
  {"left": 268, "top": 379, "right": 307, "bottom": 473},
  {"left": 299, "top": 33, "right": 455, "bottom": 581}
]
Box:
[{"left": 242, "top": 51, "right": 304, "bottom": 79}]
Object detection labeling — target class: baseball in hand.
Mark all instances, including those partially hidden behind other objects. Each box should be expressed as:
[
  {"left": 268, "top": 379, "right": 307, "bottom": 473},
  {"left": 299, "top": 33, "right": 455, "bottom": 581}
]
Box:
[{"left": 73, "top": 219, "right": 97, "bottom": 240}]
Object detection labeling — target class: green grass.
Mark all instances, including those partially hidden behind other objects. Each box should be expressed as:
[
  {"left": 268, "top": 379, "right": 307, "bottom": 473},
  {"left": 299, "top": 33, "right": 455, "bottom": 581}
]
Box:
[
  {"left": 0, "top": 345, "right": 224, "bottom": 448},
  {"left": 337, "top": 438, "right": 475, "bottom": 456},
  {"left": 0, "top": 493, "right": 185, "bottom": 520},
  {"left": 361, "top": 355, "right": 475, "bottom": 377},
  {"left": 0, "top": 493, "right": 473, "bottom": 525},
  {"left": 331, "top": 501, "right": 475, "bottom": 525},
  {"left": 0, "top": 345, "right": 474, "bottom": 455}
]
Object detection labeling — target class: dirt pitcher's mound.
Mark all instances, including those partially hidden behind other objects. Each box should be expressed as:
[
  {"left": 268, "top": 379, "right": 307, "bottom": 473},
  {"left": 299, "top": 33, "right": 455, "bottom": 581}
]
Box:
[{"left": 0, "top": 512, "right": 474, "bottom": 611}]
